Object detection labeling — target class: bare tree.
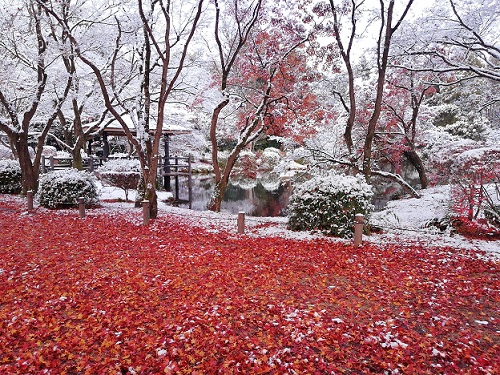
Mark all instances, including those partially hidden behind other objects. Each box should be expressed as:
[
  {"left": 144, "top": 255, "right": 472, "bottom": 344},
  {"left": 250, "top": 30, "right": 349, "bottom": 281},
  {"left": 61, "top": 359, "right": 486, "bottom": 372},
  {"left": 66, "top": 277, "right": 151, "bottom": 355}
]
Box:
[
  {"left": 361, "top": 0, "right": 414, "bottom": 180},
  {"left": 310, "top": 0, "right": 418, "bottom": 194},
  {"left": 393, "top": 0, "right": 499, "bottom": 81},
  {"left": 41, "top": 0, "right": 205, "bottom": 218},
  {"left": 208, "top": 0, "right": 262, "bottom": 212},
  {"left": 0, "top": 1, "right": 72, "bottom": 193}
]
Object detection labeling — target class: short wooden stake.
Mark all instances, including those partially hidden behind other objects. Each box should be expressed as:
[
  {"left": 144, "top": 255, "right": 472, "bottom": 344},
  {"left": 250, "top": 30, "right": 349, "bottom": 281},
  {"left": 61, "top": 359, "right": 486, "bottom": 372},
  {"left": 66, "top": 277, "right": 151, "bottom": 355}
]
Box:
[
  {"left": 354, "top": 213, "right": 364, "bottom": 247},
  {"left": 78, "top": 197, "right": 85, "bottom": 218},
  {"left": 142, "top": 200, "right": 150, "bottom": 226},
  {"left": 27, "top": 190, "right": 34, "bottom": 211},
  {"left": 237, "top": 211, "right": 245, "bottom": 234}
]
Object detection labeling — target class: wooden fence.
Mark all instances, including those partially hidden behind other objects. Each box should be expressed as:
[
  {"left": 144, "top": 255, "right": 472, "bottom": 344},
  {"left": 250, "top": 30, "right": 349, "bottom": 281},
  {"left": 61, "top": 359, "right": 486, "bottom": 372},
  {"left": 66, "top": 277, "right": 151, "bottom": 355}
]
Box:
[{"left": 40, "top": 155, "right": 193, "bottom": 207}]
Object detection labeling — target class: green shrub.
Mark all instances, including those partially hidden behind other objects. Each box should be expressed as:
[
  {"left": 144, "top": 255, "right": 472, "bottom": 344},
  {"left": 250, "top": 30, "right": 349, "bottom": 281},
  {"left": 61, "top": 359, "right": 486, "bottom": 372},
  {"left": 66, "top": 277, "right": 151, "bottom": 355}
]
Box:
[
  {"left": 0, "top": 160, "right": 22, "bottom": 194},
  {"left": 288, "top": 174, "right": 373, "bottom": 238},
  {"left": 37, "top": 169, "right": 100, "bottom": 208}
]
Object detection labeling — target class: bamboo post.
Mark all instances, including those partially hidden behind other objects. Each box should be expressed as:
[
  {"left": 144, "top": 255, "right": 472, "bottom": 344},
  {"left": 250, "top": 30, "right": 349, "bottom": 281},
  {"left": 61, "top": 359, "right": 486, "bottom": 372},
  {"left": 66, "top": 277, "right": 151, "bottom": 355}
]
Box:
[
  {"left": 27, "top": 190, "right": 34, "bottom": 212},
  {"left": 78, "top": 197, "right": 85, "bottom": 218},
  {"left": 354, "top": 214, "right": 365, "bottom": 247},
  {"left": 142, "top": 200, "right": 150, "bottom": 226},
  {"left": 238, "top": 211, "right": 245, "bottom": 234}
]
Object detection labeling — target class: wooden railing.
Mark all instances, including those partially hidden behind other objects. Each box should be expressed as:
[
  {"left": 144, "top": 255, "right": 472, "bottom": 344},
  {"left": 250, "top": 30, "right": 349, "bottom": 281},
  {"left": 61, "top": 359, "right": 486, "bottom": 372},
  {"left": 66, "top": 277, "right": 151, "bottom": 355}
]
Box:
[
  {"left": 40, "top": 154, "right": 193, "bottom": 208},
  {"left": 41, "top": 156, "right": 103, "bottom": 173}
]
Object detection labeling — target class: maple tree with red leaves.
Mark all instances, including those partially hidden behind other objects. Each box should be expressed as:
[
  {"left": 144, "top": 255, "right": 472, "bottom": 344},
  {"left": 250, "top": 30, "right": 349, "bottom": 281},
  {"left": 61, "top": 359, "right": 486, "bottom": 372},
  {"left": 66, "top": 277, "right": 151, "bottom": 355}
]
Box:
[
  {"left": 0, "top": 195, "right": 499, "bottom": 374},
  {"left": 207, "top": 0, "right": 322, "bottom": 212}
]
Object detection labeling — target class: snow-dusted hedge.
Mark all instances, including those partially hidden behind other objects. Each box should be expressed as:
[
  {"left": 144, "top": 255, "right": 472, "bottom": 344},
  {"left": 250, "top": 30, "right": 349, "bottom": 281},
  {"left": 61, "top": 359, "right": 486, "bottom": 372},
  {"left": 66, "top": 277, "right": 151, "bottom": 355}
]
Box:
[
  {"left": 258, "top": 148, "right": 281, "bottom": 171},
  {"left": 0, "top": 145, "right": 14, "bottom": 160},
  {"left": 97, "top": 159, "right": 141, "bottom": 201},
  {"left": 288, "top": 174, "right": 373, "bottom": 238},
  {"left": 0, "top": 159, "right": 22, "bottom": 194},
  {"left": 37, "top": 169, "right": 100, "bottom": 208}
]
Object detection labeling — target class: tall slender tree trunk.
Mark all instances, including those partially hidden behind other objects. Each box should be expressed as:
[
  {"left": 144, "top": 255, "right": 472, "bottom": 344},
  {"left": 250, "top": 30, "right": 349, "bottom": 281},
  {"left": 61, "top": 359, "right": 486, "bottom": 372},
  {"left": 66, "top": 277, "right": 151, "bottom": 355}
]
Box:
[{"left": 208, "top": 99, "right": 229, "bottom": 212}]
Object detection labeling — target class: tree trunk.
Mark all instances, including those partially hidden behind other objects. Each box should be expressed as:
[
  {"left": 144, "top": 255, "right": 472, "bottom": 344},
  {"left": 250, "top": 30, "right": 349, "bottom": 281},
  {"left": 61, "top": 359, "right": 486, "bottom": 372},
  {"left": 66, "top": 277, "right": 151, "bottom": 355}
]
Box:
[
  {"left": 208, "top": 145, "right": 241, "bottom": 212},
  {"left": 16, "top": 135, "right": 39, "bottom": 194},
  {"left": 71, "top": 99, "right": 86, "bottom": 170},
  {"left": 207, "top": 179, "right": 228, "bottom": 212},
  {"left": 404, "top": 149, "right": 428, "bottom": 189}
]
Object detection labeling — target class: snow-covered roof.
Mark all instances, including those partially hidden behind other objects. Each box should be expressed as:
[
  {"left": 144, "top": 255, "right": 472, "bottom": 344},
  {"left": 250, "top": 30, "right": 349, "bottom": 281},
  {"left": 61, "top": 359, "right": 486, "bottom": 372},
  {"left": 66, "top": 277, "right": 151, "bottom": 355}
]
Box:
[{"left": 83, "top": 114, "right": 191, "bottom": 136}]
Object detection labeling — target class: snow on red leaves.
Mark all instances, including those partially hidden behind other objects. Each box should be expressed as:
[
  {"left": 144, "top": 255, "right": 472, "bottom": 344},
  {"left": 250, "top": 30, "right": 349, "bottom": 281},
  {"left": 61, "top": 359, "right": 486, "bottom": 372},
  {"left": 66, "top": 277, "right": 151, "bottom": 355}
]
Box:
[{"left": 0, "top": 196, "right": 499, "bottom": 374}]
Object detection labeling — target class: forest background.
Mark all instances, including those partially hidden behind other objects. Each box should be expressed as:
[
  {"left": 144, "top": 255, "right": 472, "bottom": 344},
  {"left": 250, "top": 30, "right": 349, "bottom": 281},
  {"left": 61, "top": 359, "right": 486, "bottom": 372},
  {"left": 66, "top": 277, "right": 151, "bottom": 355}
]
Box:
[{"left": 0, "top": 0, "right": 498, "bottom": 221}]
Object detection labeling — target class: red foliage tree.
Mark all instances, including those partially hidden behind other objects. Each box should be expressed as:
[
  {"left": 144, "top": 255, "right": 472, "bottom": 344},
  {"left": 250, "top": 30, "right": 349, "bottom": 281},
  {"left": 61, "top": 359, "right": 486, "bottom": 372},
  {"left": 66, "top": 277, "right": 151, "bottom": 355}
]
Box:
[{"left": 208, "top": 1, "right": 322, "bottom": 211}]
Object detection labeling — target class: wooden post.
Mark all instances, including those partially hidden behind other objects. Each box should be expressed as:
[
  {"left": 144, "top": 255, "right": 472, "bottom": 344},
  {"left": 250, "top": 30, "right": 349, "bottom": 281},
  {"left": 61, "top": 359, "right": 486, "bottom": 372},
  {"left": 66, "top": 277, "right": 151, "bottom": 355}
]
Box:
[
  {"left": 78, "top": 197, "right": 86, "bottom": 218},
  {"left": 27, "top": 190, "right": 34, "bottom": 212},
  {"left": 142, "top": 200, "right": 150, "bottom": 226},
  {"left": 238, "top": 211, "right": 245, "bottom": 234},
  {"left": 49, "top": 156, "right": 55, "bottom": 171},
  {"left": 174, "top": 156, "right": 179, "bottom": 201},
  {"left": 88, "top": 157, "right": 94, "bottom": 172},
  {"left": 163, "top": 134, "right": 171, "bottom": 191},
  {"left": 354, "top": 214, "right": 364, "bottom": 247},
  {"left": 41, "top": 156, "right": 46, "bottom": 173},
  {"left": 188, "top": 155, "right": 193, "bottom": 209}
]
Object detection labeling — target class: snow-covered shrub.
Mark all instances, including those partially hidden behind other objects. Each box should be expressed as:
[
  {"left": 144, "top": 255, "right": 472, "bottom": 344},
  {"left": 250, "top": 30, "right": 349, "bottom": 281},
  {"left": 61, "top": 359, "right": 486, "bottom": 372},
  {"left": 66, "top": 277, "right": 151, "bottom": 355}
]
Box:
[
  {"left": 258, "top": 148, "right": 281, "bottom": 171},
  {"left": 97, "top": 159, "right": 141, "bottom": 201},
  {"left": 0, "top": 160, "right": 22, "bottom": 194},
  {"left": 288, "top": 174, "right": 373, "bottom": 238},
  {"left": 42, "top": 145, "right": 58, "bottom": 158},
  {"left": 37, "top": 169, "right": 99, "bottom": 208},
  {"left": 0, "top": 145, "right": 14, "bottom": 160},
  {"left": 433, "top": 104, "right": 488, "bottom": 141},
  {"left": 233, "top": 151, "right": 257, "bottom": 179},
  {"left": 449, "top": 147, "right": 500, "bottom": 221}
]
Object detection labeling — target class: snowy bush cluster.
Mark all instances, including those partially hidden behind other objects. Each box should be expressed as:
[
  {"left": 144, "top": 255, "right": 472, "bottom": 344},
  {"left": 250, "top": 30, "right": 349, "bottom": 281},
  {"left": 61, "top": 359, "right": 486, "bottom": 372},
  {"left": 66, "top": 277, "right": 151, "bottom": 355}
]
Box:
[
  {"left": 37, "top": 169, "right": 100, "bottom": 208},
  {"left": 288, "top": 174, "right": 373, "bottom": 238},
  {"left": 97, "top": 159, "right": 141, "bottom": 201},
  {"left": 97, "top": 158, "right": 141, "bottom": 174},
  {"left": 0, "top": 159, "right": 22, "bottom": 194},
  {"left": 258, "top": 148, "right": 281, "bottom": 171},
  {"left": 433, "top": 104, "right": 488, "bottom": 141},
  {"left": 0, "top": 145, "right": 14, "bottom": 160}
]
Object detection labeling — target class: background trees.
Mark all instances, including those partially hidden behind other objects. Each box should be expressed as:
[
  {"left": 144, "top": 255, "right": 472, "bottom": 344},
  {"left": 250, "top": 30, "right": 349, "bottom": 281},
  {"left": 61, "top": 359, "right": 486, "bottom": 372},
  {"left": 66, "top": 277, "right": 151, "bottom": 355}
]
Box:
[
  {"left": 0, "top": 1, "right": 73, "bottom": 193},
  {"left": 0, "top": 0, "right": 498, "bottom": 219},
  {"left": 206, "top": 0, "right": 321, "bottom": 212},
  {"left": 41, "top": 0, "right": 205, "bottom": 218}
]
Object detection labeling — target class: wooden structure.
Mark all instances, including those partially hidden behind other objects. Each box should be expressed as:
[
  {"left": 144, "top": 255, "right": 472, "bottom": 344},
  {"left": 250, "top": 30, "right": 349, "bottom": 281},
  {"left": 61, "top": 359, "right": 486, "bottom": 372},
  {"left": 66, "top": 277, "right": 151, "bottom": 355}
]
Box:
[
  {"left": 160, "top": 155, "right": 193, "bottom": 208},
  {"left": 55, "top": 116, "right": 194, "bottom": 206}
]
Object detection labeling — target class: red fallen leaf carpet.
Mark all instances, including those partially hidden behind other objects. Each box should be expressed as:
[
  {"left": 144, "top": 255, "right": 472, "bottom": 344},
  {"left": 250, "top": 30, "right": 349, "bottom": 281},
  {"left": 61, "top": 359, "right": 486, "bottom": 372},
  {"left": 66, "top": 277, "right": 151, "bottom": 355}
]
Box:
[{"left": 0, "top": 196, "right": 498, "bottom": 374}]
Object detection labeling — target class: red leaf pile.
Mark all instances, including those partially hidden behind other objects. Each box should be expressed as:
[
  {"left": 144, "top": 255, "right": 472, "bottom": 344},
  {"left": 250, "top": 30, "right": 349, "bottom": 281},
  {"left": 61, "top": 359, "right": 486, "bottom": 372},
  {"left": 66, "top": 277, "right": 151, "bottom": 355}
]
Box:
[{"left": 0, "top": 196, "right": 499, "bottom": 374}]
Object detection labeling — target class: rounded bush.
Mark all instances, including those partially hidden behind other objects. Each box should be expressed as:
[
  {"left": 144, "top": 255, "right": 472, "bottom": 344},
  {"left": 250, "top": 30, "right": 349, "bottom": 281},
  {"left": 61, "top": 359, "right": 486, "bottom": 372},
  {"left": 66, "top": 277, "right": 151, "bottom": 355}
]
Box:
[
  {"left": 97, "top": 159, "right": 141, "bottom": 201},
  {"left": 0, "top": 160, "right": 22, "bottom": 194},
  {"left": 288, "top": 174, "right": 373, "bottom": 238},
  {"left": 37, "top": 169, "right": 100, "bottom": 208}
]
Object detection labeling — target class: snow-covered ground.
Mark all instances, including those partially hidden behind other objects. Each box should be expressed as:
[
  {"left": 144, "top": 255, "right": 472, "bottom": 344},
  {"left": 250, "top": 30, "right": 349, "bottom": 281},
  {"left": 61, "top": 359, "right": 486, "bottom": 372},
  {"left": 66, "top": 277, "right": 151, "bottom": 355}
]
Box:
[{"left": 98, "top": 183, "right": 500, "bottom": 260}]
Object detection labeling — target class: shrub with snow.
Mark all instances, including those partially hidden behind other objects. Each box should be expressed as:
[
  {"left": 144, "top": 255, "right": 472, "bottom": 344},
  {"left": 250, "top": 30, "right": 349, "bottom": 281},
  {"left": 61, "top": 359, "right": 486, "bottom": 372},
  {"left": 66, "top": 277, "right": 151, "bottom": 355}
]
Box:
[
  {"left": 0, "top": 159, "right": 22, "bottom": 194},
  {"left": 449, "top": 147, "right": 500, "bottom": 220},
  {"left": 42, "top": 145, "right": 58, "bottom": 158},
  {"left": 0, "top": 145, "right": 14, "bottom": 160},
  {"left": 258, "top": 148, "right": 281, "bottom": 171},
  {"left": 97, "top": 159, "right": 141, "bottom": 201},
  {"left": 433, "top": 104, "right": 488, "bottom": 141},
  {"left": 288, "top": 174, "right": 373, "bottom": 238},
  {"left": 37, "top": 169, "right": 100, "bottom": 208}
]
